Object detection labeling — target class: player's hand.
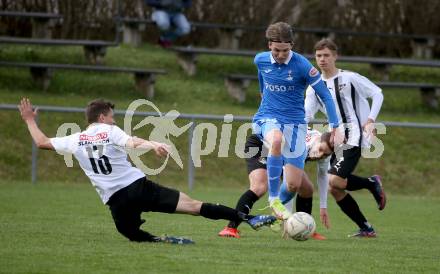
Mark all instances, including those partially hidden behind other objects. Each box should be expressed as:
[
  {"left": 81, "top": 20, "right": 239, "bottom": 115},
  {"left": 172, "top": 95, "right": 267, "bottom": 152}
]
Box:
[
  {"left": 320, "top": 208, "right": 331, "bottom": 229},
  {"left": 151, "top": 141, "right": 171, "bottom": 157},
  {"left": 329, "top": 127, "right": 345, "bottom": 148},
  {"left": 18, "top": 98, "right": 38, "bottom": 122},
  {"left": 362, "top": 118, "right": 376, "bottom": 139}
]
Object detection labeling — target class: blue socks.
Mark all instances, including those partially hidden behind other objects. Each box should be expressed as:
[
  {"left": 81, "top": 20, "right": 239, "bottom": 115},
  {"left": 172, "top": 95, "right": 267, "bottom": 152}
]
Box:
[
  {"left": 279, "top": 179, "right": 296, "bottom": 204},
  {"left": 267, "top": 155, "right": 283, "bottom": 199}
]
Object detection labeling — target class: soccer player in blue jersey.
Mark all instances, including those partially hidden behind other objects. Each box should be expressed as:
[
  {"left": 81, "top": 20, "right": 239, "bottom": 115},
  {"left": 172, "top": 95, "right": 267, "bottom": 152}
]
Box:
[{"left": 252, "top": 22, "right": 341, "bottom": 220}]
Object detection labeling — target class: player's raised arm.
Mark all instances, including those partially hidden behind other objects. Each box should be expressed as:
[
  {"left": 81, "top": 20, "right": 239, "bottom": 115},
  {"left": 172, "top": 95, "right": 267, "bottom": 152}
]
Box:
[{"left": 18, "top": 98, "right": 54, "bottom": 150}]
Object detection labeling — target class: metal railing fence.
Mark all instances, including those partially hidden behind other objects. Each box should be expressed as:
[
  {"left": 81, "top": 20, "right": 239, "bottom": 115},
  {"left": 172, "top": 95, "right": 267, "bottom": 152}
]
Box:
[{"left": 1, "top": 103, "right": 439, "bottom": 189}]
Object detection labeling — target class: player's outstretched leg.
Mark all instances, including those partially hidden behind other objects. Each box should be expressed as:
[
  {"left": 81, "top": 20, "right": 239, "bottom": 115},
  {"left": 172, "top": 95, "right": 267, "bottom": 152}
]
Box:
[
  {"left": 113, "top": 223, "right": 195, "bottom": 244},
  {"left": 110, "top": 212, "right": 194, "bottom": 244},
  {"left": 176, "top": 192, "right": 276, "bottom": 230},
  {"left": 198, "top": 202, "right": 276, "bottom": 230}
]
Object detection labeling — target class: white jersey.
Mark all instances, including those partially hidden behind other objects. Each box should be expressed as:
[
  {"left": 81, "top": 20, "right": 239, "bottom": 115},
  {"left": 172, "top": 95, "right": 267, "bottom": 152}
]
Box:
[
  {"left": 50, "top": 123, "right": 145, "bottom": 204},
  {"left": 305, "top": 69, "right": 383, "bottom": 147},
  {"left": 306, "top": 129, "right": 330, "bottom": 209}
]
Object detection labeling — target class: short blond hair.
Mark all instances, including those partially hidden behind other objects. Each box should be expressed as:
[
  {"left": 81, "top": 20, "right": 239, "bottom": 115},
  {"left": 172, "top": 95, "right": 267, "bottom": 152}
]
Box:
[{"left": 265, "top": 22, "right": 294, "bottom": 43}]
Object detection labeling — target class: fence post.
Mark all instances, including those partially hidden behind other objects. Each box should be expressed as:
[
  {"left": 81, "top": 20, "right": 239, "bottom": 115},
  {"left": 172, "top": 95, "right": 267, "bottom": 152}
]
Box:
[
  {"left": 115, "top": 0, "right": 122, "bottom": 44},
  {"left": 187, "top": 118, "right": 196, "bottom": 190},
  {"left": 31, "top": 115, "right": 39, "bottom": 183}
]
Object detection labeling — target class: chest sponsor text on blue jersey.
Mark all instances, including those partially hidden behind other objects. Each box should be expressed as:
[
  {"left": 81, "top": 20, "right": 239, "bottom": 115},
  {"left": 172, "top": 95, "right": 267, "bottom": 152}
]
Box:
[{"left": 264, "top": 82, "right": 295, "bottom": 92}]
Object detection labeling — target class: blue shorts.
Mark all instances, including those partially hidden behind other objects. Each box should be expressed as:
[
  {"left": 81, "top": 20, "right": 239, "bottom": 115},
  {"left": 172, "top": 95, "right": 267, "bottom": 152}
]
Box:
[{"left": 252, "top": 119, "right": 307, "bottom": 169}]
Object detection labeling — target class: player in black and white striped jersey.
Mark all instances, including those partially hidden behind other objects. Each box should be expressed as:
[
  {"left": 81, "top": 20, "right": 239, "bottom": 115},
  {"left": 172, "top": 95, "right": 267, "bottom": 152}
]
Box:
[{"left": 305, "top": 39, "right": 386, "bottom": 238}]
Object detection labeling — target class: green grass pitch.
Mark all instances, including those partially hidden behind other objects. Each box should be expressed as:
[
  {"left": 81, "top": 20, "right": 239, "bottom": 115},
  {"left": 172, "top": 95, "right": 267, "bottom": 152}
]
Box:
[{"left": 1, "top": 181, "right": 439, "bottom": 273}]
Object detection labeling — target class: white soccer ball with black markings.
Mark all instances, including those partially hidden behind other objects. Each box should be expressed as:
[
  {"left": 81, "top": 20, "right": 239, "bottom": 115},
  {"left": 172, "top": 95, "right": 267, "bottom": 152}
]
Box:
[{"left": 284, "top": 212, "right": 316, "bottom": 241}]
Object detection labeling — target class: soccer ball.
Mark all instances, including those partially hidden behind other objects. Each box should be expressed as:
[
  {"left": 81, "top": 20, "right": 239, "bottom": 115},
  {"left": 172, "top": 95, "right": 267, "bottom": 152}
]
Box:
[{"left": 284, "top": 212, "right": 316, "bottom": 241}]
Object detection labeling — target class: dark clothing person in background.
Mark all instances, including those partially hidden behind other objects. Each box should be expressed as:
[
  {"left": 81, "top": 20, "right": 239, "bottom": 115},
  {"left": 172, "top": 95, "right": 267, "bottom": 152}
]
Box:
[{"left": 145, "top": 0, "right": 192, "bottom": 47}]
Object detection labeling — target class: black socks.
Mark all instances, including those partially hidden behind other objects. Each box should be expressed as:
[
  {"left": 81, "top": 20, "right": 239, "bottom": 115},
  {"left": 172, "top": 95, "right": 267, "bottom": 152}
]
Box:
[
  {"left": 346, "top": 174, "right": 375, "bottom": 191},
  {"left": 200, "top": 203, "right": 253, "bottom": 223},
  {"left": 228, "top": 190, "right": 259, "bottom": 228},
  {"left": 336, "top": 193, "right": 370, "bottom": 230},
  {"left": 296, "top": 195, "right": 313, "bottom": 215}
]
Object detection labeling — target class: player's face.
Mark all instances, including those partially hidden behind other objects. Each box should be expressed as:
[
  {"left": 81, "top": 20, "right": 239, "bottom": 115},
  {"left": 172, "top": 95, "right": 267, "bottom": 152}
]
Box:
[
  {"left": 101, "top": 109, "right": 115, "bottom": 125},
  {"left": 268, "top": 41, "right": 292, "bottom": 64},
  {"left": 308, "top": 140, "right": 333, "bottom": 161},
  {"left": 315, "top": 48, "right": 337, "bottom": 71}
]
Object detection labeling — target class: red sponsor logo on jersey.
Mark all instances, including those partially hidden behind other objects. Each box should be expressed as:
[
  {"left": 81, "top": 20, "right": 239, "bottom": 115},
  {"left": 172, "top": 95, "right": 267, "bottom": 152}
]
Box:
[
  {"left": 309, "top": 67, "right": 319, "bottom": 77},
  {"left": 79, "top": 132, "right": 108, "bottom": 141}
]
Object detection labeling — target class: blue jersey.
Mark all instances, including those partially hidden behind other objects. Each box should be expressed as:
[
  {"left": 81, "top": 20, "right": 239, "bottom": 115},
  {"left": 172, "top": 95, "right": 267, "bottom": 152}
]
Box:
[{"left": 253, "top": 51, "right": 338, "bottom": 127}]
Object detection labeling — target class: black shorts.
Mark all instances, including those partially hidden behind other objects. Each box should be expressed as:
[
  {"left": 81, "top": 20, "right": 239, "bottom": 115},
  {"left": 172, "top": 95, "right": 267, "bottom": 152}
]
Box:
[
  {"left": 328, "top": 145, "right": 361, "bottom": 179},
  {"left": 107, "top": 177, "right": 180, "bottom": 230},
  {"left": 245, "top": 134, "right": 268, "bottom": 174}
]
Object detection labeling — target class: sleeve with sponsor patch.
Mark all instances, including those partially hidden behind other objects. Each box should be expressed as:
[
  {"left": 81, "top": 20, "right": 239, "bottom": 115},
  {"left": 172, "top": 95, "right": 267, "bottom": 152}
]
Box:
[
  {"left": 299, "top": 57, "right": 338, "bottom": 128},
  {"left": 301, "top": 58, "right": 321, "bottom": 87},
  {"left": 50, "top": 133, "right": 80, "bottom": 154},
  {"left": 110, "top": 125, "right": 131, "bottom": 147}
]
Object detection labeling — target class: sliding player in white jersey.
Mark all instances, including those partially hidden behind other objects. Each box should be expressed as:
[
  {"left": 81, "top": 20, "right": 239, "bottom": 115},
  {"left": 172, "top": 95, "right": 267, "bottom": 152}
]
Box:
[
  {"left": 305, "top": 39, "right": 386, "bottom": 238},
  {"left": 18, "top": 98, "right": 276, "bottom": 244},
  {"left": 218, "top": 129, "right": 333, "bottom": 239}
]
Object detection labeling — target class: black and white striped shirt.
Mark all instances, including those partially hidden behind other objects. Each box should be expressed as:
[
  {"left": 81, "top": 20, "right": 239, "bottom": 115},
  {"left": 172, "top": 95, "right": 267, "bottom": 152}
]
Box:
[{"left": 305, "top": 69, "right": 383, "bottom": 148}]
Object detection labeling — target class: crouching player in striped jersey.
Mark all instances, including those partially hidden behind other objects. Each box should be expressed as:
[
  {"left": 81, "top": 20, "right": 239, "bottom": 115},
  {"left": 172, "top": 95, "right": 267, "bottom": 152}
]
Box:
[
  {"left": 305, "top": 39, "right": 386, "bottom": 238},
  {"left": 218, "top": 129, "right": 334, "bottom": 239},
  {"left": 18, "top": 98, "right": 276, "bottom": 245}
]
